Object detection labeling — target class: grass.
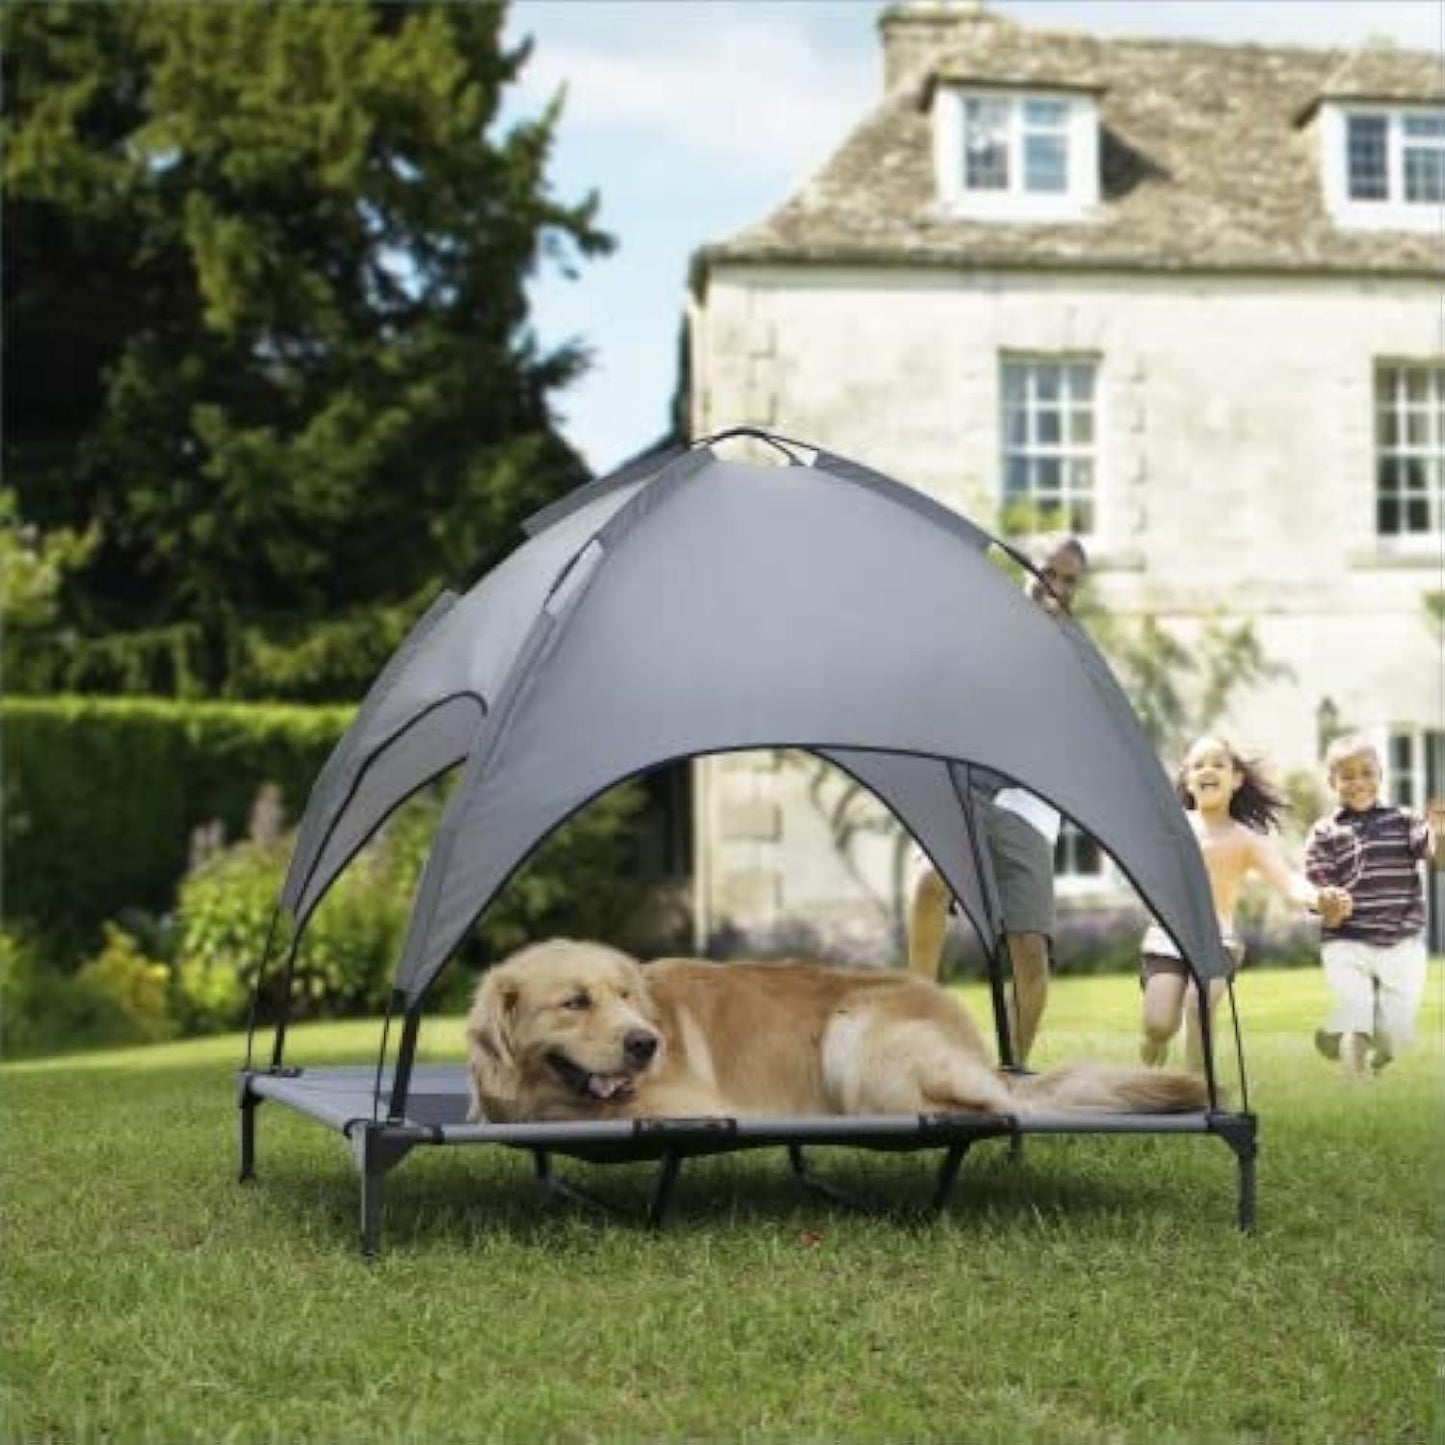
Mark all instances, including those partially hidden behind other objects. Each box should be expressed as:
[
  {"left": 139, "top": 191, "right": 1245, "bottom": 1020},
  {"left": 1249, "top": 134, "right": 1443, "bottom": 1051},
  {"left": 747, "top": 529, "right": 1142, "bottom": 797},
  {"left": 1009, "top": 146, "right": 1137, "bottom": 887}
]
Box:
[{"left": 2, "top": 964, "right": 1441, "bottom": 1444}]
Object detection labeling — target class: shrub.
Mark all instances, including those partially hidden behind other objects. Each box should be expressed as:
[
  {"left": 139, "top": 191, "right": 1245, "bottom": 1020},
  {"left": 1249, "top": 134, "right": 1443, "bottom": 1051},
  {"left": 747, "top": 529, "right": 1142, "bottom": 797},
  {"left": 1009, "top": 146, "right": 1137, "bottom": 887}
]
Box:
[
  {"left": 1, "top": 696, "right": 351, "bottom": 946},
  {"left": 175, "top": 829, "right": 414, "bottom": 1034},
  {"left": 938, "top": 904, "right": 1148, "bottom": 981},
  {"left": 74, "top": 926, "right": 177, "bottom": 1043},
  {"left": 175, "top": 778, "right": 653, "bottom": 1032},
  {"left": 1, "top": 926, "right": 171, "bottom": 1058}
]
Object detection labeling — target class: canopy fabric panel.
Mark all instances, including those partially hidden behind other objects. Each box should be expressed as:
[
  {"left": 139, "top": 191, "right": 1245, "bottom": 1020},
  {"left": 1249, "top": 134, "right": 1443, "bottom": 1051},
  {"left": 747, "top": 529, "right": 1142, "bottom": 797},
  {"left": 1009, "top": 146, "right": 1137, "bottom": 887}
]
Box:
[
  {"left": 277, "top": 450, "right": 697, "bottom": 926},
  {"left": 816, "top": 751, "right": 1000, "bottom": 955},
  {"left": 376, "top": 448, "right": 1229, "bottom": 1004}
]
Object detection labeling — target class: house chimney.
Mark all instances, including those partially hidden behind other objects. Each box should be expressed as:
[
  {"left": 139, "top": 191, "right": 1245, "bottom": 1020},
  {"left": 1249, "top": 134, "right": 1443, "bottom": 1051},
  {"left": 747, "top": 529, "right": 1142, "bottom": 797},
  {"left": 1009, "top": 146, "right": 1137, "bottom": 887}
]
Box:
[{"left": 877, "top": 1, "right": 1007, "bottom": 95}]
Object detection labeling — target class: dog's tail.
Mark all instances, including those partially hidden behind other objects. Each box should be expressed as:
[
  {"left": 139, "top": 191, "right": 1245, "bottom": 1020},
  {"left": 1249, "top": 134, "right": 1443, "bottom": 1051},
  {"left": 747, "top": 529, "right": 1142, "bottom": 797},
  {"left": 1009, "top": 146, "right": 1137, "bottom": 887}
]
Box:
[{"left": 1003, "top": 1061, "right": 1211, "bottom": 1114}]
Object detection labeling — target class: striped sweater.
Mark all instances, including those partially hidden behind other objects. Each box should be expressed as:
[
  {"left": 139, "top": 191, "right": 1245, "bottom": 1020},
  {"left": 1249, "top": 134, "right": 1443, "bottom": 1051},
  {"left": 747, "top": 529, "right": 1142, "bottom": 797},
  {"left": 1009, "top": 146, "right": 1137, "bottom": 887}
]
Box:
[{"left": 1304, "top": 804, "right": 1431, "bottom": 946}]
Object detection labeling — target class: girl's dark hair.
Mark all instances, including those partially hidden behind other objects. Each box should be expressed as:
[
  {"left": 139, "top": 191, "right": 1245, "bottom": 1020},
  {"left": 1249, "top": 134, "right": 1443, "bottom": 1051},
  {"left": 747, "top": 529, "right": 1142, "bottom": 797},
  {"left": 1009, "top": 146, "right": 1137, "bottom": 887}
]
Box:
[{"left": 1176, "top": 737, "right": 1287, "bottom": 833}]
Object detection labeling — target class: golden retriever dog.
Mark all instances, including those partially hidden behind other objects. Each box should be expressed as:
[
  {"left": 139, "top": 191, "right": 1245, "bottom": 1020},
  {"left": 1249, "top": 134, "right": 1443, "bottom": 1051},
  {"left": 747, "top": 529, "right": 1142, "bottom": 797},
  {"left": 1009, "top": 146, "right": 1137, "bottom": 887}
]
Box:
[{"left": 465, "top": 939, "right": 1210, "bottom": 1123}]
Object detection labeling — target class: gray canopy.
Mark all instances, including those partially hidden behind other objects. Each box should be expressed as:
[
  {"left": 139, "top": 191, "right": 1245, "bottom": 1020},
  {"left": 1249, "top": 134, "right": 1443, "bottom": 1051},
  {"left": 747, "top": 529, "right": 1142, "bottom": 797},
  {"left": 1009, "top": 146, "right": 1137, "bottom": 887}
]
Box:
[{"left": 279, "top": 435, "right": 1232, "bottom": 1009}]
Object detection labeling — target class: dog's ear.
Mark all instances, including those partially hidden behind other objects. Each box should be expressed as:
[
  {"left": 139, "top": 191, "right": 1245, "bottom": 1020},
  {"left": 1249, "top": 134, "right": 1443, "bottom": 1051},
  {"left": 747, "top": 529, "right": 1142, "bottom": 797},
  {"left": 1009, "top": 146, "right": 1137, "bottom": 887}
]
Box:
[{"left": 466, "top": 967, "right": 522, "bottom": 1118}]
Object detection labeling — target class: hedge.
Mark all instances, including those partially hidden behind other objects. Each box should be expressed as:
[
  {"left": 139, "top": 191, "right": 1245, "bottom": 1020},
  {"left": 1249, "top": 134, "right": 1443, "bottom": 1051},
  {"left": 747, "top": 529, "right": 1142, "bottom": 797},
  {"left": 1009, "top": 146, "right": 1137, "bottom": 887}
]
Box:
[{"left": 2, "top": 696, "right": 352, "bottom": 940}]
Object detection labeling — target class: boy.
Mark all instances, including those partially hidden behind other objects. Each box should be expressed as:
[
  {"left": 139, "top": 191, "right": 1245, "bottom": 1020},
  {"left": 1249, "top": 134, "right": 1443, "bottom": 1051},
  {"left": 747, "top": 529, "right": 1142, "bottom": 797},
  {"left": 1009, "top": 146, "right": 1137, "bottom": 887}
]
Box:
[{"left": 1305, "top": 733, "right": 1443, "bottom": 1078}]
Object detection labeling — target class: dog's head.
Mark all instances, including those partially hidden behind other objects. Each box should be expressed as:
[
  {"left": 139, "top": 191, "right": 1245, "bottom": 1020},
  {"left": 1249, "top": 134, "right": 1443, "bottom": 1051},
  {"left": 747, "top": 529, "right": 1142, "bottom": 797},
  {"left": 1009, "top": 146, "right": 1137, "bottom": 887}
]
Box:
[{"left": 465, "top": 939, "right": 662, "bottom": 1121}]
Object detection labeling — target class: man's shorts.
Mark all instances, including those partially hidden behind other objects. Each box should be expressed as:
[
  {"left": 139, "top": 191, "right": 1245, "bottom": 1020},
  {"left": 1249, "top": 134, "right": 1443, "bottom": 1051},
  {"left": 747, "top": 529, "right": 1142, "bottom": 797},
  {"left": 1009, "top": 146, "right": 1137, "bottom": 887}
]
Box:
[{"left": 981, "top": 797, "right": 1056, "bottom": 937}]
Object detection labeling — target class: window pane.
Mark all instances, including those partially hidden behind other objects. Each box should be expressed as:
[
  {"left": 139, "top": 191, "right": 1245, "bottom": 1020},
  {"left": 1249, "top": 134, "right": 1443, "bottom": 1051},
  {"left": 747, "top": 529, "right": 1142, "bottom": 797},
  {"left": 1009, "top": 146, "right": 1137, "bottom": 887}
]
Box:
[
  {"left": 1347, "top": 114, "right": 1389, "bottom": 200},
  {"left": 1404, "top": 146, "right": 1445, "bottom": 203},
  {"left": 1024, "top": 98, "right": 1068, "bottom": 129},
  {"left": 999, "top": 359, "right": 1098, "bottom": 537},
  {"left": 1402, "top": 112, "right": 1445, "bottom": 137},
  {"left": 1024, "top": 134, "right": 1068, "bottom": 193},
  {"left": 1390, "top": 734, "right": 1417, "bottom": 807},
  {"left": 964, "top": 99, "right": 1009, "bottom": 190},
  {"left": 1376, "top": 364, "right": 1445, "bottom": 539},
  {"left": 1066, "top": 364, "right": 1095, "bottom": 401}
]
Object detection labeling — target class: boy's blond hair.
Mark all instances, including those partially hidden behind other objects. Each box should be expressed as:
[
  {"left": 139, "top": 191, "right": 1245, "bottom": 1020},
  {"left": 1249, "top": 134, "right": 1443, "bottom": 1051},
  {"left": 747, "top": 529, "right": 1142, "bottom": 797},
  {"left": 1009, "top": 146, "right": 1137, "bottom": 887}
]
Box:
[{"left": 1324, "top": 732, "right": 1380, "bottom": 775}]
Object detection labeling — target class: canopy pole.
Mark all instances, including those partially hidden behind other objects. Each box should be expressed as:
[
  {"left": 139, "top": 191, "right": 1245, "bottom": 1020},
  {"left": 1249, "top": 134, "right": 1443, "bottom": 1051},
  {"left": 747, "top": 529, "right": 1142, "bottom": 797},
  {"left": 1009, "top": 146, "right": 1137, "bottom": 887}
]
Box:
[
  {"left": 1193, "top": 970, "right": 1222, "bottom": 1108},
  {"left": 386, "top": 1001, "right": 423, "bottom": 1123},
  {"left": 242, "top": 906, "right": 283, "bottom": 1072},
  {"left": 952, "top": 766, "right": 1015, "bottom": 1069},
  {"left": 267, "top": 935, "right": 303, "bottom": 1072},
  {"left": 1224, "top": 975, "right": 1252, "bottom": 1114}
]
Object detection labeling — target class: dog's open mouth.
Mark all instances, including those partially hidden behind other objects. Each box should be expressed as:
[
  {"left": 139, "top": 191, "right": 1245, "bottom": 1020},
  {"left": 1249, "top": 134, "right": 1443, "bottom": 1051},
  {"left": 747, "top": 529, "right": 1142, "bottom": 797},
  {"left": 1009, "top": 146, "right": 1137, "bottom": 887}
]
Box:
[{"left": 546, "top": 1051, "right": 637, "bottom": 1102}]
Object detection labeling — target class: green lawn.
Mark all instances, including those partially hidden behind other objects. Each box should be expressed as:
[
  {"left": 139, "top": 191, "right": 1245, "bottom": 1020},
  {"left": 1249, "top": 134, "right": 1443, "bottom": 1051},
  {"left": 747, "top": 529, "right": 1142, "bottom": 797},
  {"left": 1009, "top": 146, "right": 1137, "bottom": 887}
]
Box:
[{"left": 3, "top": 965, "right": 1440, "bottom": 1443}]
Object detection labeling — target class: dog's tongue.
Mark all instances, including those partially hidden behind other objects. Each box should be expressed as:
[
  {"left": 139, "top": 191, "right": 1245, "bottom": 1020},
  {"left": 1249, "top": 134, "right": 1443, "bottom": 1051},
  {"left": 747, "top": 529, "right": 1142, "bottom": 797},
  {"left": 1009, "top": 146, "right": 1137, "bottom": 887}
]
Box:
[{"left": 588, "top": 1074, "right": 625, "bottom": 1100}]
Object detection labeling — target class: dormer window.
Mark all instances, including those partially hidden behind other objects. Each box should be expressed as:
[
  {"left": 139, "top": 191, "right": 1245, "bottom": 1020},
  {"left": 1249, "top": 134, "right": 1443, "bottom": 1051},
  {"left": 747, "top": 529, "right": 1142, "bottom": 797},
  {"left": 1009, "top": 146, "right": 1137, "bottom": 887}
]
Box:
[
  {"left": 934, "top": 86, "right": 1099, "bottom": 220},
  {"left": 1323, "top": 104, "right": 1445, "bottom": 230},
  {"left": 964, "top": 96, "right": 1068, "bottom": 193}
]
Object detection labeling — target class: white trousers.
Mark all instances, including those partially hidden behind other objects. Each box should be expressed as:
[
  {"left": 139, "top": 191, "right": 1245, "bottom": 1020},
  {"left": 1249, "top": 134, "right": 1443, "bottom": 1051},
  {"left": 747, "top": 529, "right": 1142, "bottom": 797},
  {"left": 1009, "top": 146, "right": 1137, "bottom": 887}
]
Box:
[{"left": 1320, "top": 934, "right": 1428, "bottom": 1059}]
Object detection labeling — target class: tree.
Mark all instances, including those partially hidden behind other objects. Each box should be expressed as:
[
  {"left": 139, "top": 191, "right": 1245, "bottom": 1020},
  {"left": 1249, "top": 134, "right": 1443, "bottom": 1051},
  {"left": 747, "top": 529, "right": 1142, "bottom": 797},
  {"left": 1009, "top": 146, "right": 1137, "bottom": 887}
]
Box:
[
  {"left": 1082, "top": 606, "right": 1290, "bottom": 759},
  {"left": 2, "top": 1, "right": 612, "bottom": 699}
]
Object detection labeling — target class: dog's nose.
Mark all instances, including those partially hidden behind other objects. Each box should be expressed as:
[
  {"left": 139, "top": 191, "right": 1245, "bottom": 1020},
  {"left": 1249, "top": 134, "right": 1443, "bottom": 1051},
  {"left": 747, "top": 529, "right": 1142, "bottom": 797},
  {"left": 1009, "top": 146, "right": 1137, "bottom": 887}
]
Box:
[{"left": 623, "top": 1029, "right": 658, "bottom": 1066}]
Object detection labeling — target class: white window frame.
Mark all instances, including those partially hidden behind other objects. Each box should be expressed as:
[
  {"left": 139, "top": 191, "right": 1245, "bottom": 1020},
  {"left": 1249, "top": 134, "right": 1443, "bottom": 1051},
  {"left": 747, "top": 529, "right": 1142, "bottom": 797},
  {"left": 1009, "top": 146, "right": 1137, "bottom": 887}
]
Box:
[
  {"left": 1386, "top": 727, "right": 1445, "bottom": 811},
  {"left": 1053, "top": 819, "right": 1113, "bottom": 896},
  {"left": 934, "top": 86, "right": 1099, "bottom": 220},
  {"left": 1374, "top": 360, "right": 1445, "bottom": 552},
  {"left": 998, "top": 354, "right": 1102, "bottom": 540},
  {"left": 1321, "top": 103, "right": 1445, "bottom": 231}
]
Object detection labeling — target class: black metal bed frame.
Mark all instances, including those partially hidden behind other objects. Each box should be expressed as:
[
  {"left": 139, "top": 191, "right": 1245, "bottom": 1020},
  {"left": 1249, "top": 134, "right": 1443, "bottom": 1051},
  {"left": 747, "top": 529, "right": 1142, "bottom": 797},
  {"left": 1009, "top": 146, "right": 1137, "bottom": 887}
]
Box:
[{"left": 237, "top": 1062, "right": 1257, "bottom": 1258}]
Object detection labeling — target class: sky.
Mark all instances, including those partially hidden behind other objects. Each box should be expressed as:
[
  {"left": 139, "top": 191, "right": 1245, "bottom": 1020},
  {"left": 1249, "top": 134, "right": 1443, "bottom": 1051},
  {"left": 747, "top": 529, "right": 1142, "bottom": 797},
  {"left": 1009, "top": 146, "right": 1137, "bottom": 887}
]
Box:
[{"left": 503, "top": 0, "right": 1444, "bottom": 475}]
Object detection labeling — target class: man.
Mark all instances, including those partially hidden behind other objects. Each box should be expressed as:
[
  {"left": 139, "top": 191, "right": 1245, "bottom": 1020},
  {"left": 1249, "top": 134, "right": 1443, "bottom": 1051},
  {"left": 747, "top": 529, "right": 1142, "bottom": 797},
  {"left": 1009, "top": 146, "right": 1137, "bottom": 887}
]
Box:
[{"left": 906, "top": 536, "right": 1088, "bottom": 1067}]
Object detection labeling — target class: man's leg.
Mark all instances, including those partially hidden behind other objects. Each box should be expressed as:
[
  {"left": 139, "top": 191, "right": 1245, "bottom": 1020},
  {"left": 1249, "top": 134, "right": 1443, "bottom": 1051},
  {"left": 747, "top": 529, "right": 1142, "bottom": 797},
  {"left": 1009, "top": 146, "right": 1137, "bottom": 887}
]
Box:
[
  {"left": 907, "top": 867, "right": 951, "bottom": 980},
  {"left": 1006, "top": 930, "right": 1050, "bottom": 1066}
]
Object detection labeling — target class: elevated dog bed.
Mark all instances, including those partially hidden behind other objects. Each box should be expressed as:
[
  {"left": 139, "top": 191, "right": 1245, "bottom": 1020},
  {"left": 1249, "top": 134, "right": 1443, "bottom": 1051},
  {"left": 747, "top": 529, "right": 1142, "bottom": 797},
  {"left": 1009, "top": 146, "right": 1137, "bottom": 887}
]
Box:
[
  {"left": 241, "top": 1064, "right": 1256, "bottom": 1255},
  {"left": 238, "top": 428, "right": 1257, "bottom": 1256}
]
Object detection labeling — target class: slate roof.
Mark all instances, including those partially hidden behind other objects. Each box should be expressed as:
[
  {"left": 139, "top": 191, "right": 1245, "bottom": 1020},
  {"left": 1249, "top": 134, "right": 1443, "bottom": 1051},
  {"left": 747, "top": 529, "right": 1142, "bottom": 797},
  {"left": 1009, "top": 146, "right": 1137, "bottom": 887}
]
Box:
[{"left": 695, "top": 7, "right": 1443, "bottom": 284}]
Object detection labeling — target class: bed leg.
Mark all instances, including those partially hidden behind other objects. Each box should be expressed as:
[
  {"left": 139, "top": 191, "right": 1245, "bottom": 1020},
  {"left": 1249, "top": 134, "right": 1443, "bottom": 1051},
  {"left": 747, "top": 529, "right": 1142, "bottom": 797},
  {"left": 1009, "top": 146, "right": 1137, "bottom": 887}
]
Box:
[
  {"left": 1210, "top": 1113, "right": 1258, "bottom": 1232},
  {"left": 1238, "top": 1148, "right": 1256, "bottom": 1232},
  {"left": 361, "top": 1165, "right": 385, "bottom": 1261},
  {"left": 929, "top": 1142, "right": 971, "bottom": 1215},
  {"left": 646, "top": 1150, "right": 682, "bottom": 1228},
  {"left": 237, "top": 1080, "right": 259, "bottom": 1183},
  {"left": 351, "top": 1125, "right": 417, "bottom": 1260},
  {"left": 785, "top": 1145, "right": 875, "bottom": 1212}
]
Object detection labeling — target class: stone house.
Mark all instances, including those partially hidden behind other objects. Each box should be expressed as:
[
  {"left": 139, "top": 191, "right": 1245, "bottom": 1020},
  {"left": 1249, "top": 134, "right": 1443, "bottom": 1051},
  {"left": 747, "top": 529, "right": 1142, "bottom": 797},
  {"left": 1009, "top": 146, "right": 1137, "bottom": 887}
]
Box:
[{"left": 679, "top": 0, "right": 1443, "bottom": 958}]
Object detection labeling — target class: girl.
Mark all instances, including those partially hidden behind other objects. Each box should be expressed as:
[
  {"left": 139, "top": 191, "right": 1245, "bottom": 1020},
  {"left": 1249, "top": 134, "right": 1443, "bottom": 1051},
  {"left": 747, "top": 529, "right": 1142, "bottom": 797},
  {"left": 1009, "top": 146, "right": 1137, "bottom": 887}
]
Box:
[{"left": 1139, "top": 735, "right": 1351, "bottom": 1070}]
